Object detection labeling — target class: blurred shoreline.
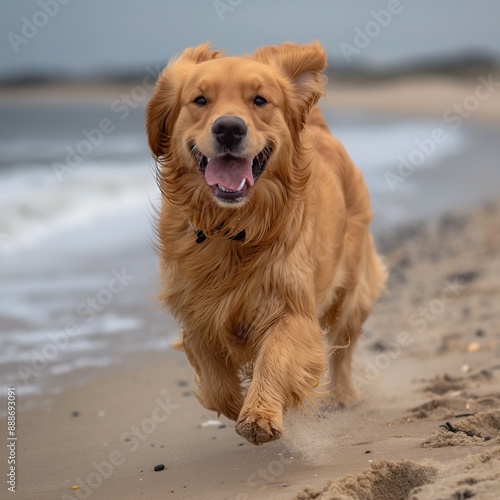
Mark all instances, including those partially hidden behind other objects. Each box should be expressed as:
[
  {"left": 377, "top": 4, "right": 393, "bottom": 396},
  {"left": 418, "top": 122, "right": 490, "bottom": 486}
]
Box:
[{"left": 1, "top": 70, "right": 500, "bottom": 121}]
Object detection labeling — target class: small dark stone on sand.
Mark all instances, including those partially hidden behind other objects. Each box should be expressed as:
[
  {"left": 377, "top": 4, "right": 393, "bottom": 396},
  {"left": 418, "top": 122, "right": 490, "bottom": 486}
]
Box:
[
  {"left": 124, "top": 438, "right": 131, "bottom": 443},
  {"left": 484, "top": 436, "right": 491, "bottom": 441},
  {"left": 238, "top": 443, "right": 244, "bottom": 446},
  {"left": 446, "top": 270, "right": 479, "bottom": 285},
  {"left": 150, "top": 444, "right": 155, "bottom": 447},
  {"left": 177, "top": 380, "right": 188, "bottom": 387},
  {"left": 369, "top": 341, "right": 388, "bottom": 352},
  {"left": 182, "top": 391, "right": 192, "bottom": 397},
  {"left": 218, "top": 424, "right": 226, "bottom": 429},
  {"left": 71, "top": 411, "right": 80, "bottom": 417},
  {"left": 154, "top": 464, "right": 165, "bottom": 472},
  {"left": 476, "top": 329, "right": 485, "bottom": 337},
  {"left": 365, "top": 450, "right": 372, "bottom": 454},
  {"left": 397, "top": 257, "right": 411, "bottom": 269}
]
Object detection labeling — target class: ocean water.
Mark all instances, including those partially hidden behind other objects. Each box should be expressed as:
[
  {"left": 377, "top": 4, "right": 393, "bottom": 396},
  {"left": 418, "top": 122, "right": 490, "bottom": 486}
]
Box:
[{"left": 1, "top": 103, "right": 499, "bottom": 405}]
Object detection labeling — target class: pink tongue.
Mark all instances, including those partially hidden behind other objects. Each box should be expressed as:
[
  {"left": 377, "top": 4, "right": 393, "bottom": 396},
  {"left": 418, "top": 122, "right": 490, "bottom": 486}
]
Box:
[{"left": 205, "top": 156, "right": 254, "bottom": 190}]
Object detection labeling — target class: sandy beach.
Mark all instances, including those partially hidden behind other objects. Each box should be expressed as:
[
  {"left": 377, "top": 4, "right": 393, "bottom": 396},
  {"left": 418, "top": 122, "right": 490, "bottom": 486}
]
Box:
[
  {"left": 2, "top": 78, "right": 500, "bottom": 499},
  {"left": 10, "top": 197, "right": 500, "bottom": 500}
]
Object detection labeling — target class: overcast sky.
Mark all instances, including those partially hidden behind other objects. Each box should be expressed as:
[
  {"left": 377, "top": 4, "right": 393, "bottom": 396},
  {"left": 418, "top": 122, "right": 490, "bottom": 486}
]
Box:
[{"left": 1, "top": 0, "right": 499, "bottom": 77}]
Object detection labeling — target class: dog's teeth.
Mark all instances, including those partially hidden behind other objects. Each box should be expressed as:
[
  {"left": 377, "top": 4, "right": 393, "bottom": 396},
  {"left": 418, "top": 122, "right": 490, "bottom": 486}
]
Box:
[{"left": 216, "top": 181, "right": 245, "bottom": 193}]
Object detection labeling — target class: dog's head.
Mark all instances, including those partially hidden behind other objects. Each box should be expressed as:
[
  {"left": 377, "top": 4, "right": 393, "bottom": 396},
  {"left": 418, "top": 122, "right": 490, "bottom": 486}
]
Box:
[{"left": 146, "top": 42, "right": 326, "bottom": 214}]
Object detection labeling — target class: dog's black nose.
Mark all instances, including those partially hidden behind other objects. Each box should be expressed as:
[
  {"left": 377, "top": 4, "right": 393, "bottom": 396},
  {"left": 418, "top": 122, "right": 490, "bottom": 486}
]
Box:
[{"left": 212, "top": 116, "right": 247, "bottom": 149}]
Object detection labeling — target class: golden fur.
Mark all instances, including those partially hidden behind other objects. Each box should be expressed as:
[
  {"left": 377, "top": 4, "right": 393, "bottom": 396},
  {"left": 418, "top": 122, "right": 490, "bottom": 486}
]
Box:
[{"left": 146, "top": 41, "right": 387, "bottom": 445}]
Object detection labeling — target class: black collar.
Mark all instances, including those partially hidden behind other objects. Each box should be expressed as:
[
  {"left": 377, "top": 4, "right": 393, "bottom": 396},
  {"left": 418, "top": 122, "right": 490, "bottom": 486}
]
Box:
[{"left": 195, "top": 228, "right": 246, "bottom": 244}]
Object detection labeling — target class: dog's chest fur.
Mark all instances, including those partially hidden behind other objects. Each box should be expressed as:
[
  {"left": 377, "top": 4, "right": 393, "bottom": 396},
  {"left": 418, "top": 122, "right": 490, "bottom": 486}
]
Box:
[{"left": 160, "top": 232, "right": 315, "bottom": 350}]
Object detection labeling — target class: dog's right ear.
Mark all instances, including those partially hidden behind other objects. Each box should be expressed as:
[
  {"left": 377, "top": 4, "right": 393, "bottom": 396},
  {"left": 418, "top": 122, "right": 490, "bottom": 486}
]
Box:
[{"left": 146, "top": 43, "right": 223, "bottom": 159}]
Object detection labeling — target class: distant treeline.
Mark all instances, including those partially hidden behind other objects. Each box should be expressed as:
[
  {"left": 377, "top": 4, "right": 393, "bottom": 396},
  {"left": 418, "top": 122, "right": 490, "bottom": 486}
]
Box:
[
  {"left": 1, "top": 52, "right": 499, "bottom": 87},
  {"left": 328, "top": 52, "right": 500, "bottom": 83}
]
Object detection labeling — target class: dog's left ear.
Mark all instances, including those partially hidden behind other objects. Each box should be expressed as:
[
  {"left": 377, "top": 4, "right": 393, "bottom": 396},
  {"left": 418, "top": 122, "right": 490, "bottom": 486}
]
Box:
[{"left": 253, "top": 41, "right": 327, "bottom": 134}]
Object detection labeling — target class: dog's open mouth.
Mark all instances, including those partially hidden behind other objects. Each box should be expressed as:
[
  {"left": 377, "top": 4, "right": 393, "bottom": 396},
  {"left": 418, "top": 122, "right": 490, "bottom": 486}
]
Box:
[{"left": 192, "top": 147, "right": 271, "bottom": 203}]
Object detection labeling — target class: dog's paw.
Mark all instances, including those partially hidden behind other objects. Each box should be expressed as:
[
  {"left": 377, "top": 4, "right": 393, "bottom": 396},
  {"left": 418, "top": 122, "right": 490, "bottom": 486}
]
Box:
[{"left": 235, "top": 413, "right": 283, "bottom": 445}]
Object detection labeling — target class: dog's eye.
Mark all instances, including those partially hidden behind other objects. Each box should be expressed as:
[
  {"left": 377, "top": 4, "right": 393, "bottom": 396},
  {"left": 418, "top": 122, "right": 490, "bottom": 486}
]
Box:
[
  {"left": 254, "top": 96, "right": 267, "bottom": 106},
  {"left": 193, "top": 96, "right": 207, "bottom": 106}
]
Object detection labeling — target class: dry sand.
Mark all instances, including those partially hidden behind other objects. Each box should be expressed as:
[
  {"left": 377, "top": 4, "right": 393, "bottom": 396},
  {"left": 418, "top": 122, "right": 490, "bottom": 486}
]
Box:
[
  {"left": 4, "top": 80, "right": 500, "bottom": 499},
  {"left": 325, "top": 76, "right": 500, "bottom": 122}
]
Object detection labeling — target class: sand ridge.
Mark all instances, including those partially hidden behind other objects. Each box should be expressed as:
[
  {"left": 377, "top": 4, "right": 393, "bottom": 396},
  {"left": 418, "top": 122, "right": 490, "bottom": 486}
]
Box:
[{"left": 295, "top": 447, "right": 500, "bottom": 500}]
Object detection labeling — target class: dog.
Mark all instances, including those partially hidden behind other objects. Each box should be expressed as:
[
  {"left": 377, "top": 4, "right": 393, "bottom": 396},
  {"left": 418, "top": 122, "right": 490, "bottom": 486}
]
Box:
[{"left": 146, "top": 41, "right": 387, "bottom": 445}]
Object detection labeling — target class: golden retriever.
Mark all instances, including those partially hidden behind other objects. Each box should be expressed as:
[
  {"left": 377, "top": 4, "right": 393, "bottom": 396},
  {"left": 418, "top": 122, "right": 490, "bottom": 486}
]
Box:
[{"left": 146, "top": 41, "right": 387, "bottom": 445}]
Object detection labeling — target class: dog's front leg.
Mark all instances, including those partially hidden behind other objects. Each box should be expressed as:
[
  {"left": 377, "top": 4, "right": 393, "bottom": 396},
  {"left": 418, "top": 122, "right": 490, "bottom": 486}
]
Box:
[{"left": 235, "top": 315, "right": 326, "bottom": 445}]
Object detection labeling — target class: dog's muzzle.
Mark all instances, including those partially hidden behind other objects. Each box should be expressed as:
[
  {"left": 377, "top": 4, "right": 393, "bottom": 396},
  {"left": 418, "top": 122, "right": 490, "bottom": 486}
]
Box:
[{"left": 192, "top": 145, "right": 271, "bottom": 204}]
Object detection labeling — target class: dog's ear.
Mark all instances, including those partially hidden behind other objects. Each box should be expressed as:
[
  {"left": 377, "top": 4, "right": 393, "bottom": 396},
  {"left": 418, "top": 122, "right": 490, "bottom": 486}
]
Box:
[
  {"left": 253, "top": 41, "right": 327, "bottom": 135},
  {"left": 146, "top": 43, "right": 224, "bottom": 159}
]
